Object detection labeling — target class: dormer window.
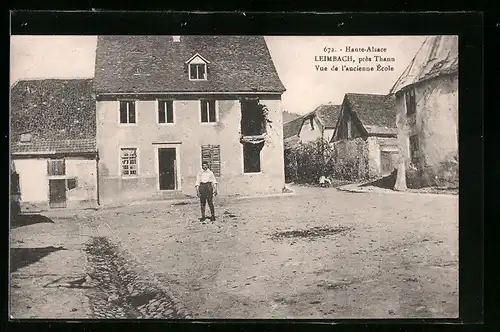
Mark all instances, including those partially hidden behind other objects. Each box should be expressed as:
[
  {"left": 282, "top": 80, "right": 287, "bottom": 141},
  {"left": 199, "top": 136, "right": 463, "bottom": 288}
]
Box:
[
  {"left": 190, "top": 64, "right": 207, "bottom": 80},
  {"left": 185, "top": 53, "right": 210, "bottom": 81}
]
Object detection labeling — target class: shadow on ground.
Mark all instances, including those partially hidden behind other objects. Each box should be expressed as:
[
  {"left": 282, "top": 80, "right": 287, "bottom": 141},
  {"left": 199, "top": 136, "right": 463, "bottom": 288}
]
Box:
[
  {"left": 361, "top": 170, "right": 397, "bottom": 189},
  {"left": 11, "top": 214, "right": 55, "bottom": 229},
  {"left": 10, "top": 246, "right": 66, "bottom": 273}
]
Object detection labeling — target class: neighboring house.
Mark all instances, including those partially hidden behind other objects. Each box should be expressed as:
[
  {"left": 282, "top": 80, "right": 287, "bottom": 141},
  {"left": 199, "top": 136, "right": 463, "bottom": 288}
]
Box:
[
  {"left": 93, "top": 35, "right": 286, "bottom": 204},
  {"left": 283, "top": 104, "right": 341, "bottom": 148},
  {"left": 282, "top": 110, "right": 301, "bottom": 123},
  {"left": 283, "top": 116, "right": 304, "bottom": 148},
  {"left": 299, "top": 104, "right": 342, "bottom": 143},
  {"left": 10, "top": 79, "right": 98, "bottom": 211},
  {"left": 390, "top": 36, "right": 458, "bottom": 190},
  {"left": 331, "top": 93, "right": 399, "bottom": 177}
]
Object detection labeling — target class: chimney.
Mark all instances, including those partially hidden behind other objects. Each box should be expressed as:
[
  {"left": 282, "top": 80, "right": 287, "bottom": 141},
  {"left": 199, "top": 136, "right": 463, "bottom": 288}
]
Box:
[{"left": 172, "top": 36, "right": 181, "bottom": 42}]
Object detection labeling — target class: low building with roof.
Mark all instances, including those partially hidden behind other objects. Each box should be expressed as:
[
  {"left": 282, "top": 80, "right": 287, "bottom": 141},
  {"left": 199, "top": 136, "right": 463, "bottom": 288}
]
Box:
[
  {"left": 93, "top": 35, "right": 286, "bottom": 203},
  {"left": 390, "top": 36, "right": 458, "bottom": 190},
  {"left": 10, "top": 79, "right": 98, "bottom": 211},
  {"left": 331, "top": 93, "right": 399, "bottom": 178},
  {"left": 283, "top": 103, "right": 341, "bottom": 149}
]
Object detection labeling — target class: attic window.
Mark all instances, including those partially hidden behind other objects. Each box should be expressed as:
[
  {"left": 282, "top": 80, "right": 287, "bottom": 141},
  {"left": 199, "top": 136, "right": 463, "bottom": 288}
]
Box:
[
  {"left": 20, "top": 133, "right": 32, "bottom": 143},
  {"left": 185, "top": 53, "right": 210, "bottom": 81}
]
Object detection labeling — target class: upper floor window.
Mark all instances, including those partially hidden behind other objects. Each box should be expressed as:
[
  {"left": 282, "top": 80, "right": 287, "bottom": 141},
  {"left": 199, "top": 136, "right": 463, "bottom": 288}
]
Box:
[
  {"left": 158, "top": 100, "right": 174, "bottom": 124},
  {"left": 404, "top": 89, "right": 416, "bottom": 116},
  {"left": 185, "top": 53, "right": 210, "bottom": 81},
  {"left": 119, "top": 100, "right": 136, "bottom": 124},
  {"left": 201, "top": 100, "right": 217, "bottom": 123}
]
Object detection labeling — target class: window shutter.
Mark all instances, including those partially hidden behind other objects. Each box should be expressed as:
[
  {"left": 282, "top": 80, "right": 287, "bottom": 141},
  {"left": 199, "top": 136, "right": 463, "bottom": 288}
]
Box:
[
  {"left": 211, "top": 145, "right": 221, "bottom": 177},
  {"left": 201, "top": 145, "right": 221, "bottom": 177}
]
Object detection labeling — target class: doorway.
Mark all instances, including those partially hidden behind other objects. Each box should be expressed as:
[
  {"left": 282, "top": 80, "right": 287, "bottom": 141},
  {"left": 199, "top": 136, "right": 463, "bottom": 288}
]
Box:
[
  {"left": 49, "top": 179, "right": 67, "bottom": 208},
  {"left": 380, "top": 150, "right": 398, "bottom": 176},
  {"left": 158, "top": 148, "right": 177, "bottom": 190}
]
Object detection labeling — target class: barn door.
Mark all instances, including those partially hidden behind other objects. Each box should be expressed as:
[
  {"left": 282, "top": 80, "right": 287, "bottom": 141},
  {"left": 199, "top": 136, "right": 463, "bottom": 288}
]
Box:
[{"left": 49, "top": 179, "right": 67, "bottom": 208}]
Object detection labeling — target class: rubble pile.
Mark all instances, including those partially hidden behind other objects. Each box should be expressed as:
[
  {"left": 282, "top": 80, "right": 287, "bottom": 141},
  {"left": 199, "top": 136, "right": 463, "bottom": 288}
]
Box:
[{"left": 85, "top": 237, "right": 190, "bottom": 319}]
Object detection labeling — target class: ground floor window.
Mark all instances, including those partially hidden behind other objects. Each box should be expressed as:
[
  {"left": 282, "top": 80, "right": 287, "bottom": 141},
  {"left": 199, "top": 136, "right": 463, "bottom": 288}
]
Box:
[
  {"left": 243, "top": 142, "right": 263, "bottom": 173},
  {"left": 121, "top": 148, "right": 138, "bottom": 176}
]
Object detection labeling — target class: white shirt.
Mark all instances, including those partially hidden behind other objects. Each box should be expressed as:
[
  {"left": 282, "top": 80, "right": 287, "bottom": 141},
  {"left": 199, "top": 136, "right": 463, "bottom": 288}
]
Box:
[
  {"left": 195, "top": 168, "right": 217, "bottom": 186},
  {"left": 319, "top": 176, "right": 331, "bottom": 184}
]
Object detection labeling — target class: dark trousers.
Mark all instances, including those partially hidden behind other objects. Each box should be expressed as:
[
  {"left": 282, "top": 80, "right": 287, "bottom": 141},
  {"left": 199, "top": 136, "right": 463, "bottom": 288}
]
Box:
[{"left": 199, "top": 182, "right": 215, "bottom": 216}]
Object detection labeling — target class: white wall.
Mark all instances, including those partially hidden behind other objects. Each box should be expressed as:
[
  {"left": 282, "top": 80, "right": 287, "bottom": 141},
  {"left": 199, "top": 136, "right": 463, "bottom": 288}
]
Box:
[{"left": 14, "top": 159, "right": 47, "bottom": 202}]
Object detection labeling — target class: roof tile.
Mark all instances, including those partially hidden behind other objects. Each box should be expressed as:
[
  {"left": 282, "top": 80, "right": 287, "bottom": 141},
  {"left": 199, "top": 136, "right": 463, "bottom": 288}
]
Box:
[
  {"left": 345, "top": 93, "right": 396, "bottom": 129},
  {"left": 94, "top": 36, "right": 286, "bottom": 94},
  {"left": 10, "top": 79, "right": 97, "bottom": 154}
]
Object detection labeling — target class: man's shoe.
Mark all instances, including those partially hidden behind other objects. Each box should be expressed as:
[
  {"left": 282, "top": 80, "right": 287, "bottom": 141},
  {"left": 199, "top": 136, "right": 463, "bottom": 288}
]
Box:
[
  {"left": 199, "top": 217, "right": 206, "bottom": 222},
  {"left": 210, "top": 216, "right": 216, "bottom": 222}
]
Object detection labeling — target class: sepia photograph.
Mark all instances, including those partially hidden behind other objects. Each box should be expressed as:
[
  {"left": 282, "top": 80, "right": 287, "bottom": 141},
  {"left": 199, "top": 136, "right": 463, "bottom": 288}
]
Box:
[{"left": 9, "top": 34, "right": 459, "bottom": 319}]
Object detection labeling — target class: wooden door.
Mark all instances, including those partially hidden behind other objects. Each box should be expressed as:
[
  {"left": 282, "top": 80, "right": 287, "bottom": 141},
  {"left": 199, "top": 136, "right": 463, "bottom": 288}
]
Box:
[{"left": 49, "top": 179, "right": 67, "bottom": 208}]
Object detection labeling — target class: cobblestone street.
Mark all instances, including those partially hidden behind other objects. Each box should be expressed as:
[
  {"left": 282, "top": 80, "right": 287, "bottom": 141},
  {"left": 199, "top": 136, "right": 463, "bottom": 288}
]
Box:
[{"left": 9, "top": 186, "right": 458, "bottom": 319}]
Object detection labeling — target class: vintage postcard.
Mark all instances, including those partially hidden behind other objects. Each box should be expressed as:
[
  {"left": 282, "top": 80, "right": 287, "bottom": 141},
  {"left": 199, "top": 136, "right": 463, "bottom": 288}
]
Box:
[{"left": 10, "top": 34, "right": 459, "bottom": 319}]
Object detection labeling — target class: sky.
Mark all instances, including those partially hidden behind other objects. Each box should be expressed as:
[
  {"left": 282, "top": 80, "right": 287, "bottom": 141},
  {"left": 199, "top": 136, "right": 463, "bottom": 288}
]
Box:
[{"left": 10, "top": 35, "right": 426, "bottom": 115}]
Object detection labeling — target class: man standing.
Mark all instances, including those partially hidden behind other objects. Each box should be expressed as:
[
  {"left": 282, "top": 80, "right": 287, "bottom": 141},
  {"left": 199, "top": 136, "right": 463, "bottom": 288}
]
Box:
[{"left": 195, "top": 161, "right": 218, "bottom": 222}]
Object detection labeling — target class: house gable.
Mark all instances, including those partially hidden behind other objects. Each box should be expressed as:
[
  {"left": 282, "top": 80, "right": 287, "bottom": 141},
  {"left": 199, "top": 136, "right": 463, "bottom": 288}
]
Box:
[{"left": 332, "top": 93, "right": 397, "bottom": 141}]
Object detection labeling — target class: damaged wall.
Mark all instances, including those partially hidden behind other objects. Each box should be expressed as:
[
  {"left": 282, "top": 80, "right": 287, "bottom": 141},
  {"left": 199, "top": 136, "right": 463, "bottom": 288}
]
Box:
[
  {"left": 97, "top": 97, "right": 285, "bottom": 204},
  {"left": 395, "top": 72, "right": 458, "bottom": 189},
  {"left": 65, "top": 158, "right": 98, "bottom": 205}
]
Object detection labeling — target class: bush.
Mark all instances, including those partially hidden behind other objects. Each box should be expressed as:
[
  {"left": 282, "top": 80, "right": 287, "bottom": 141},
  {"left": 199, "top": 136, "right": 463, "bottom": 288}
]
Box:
[{"left": 284, "top": 137, "right": 370, "bottom": 184}]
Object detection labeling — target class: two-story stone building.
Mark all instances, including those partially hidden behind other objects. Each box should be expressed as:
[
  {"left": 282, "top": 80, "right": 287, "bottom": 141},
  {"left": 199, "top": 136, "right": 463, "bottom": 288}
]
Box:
[{"left": 93, "top": 35, "right": 287, "bottom": 205}]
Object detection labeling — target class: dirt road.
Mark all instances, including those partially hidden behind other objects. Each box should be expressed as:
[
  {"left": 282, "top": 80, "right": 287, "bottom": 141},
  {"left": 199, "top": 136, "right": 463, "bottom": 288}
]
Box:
[
  {"left": 10, "top": 186, "right": 458, "bottom": 319},
  {"left": 91, "top": 186, "right": 459, "bottom": 319}
]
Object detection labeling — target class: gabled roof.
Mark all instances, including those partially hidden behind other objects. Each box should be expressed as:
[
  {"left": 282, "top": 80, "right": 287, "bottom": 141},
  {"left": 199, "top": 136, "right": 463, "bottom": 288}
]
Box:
[
  {"left": 390, "top": 36, "right": 458, "bottom": 93},
  {"left": 184, "top": 53, "right": 210, "bottom": 64},
  {"left": 307, "top": 104, "right": 341, "bottom": 128},
  {"left": 10, "top": 79, "right": 97, "bottom": 154},
  {"left": 344, "top": 93, "right": 397, "bottom": 129},
  {"left": 94, "top": 35, "right": 286, "bottom": 94},
  {"left": 283, "top": 116, "right": 305, "bottom": 140},
  {"left": 283, "top": 103, "right": 341, "bottom": 141}
]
